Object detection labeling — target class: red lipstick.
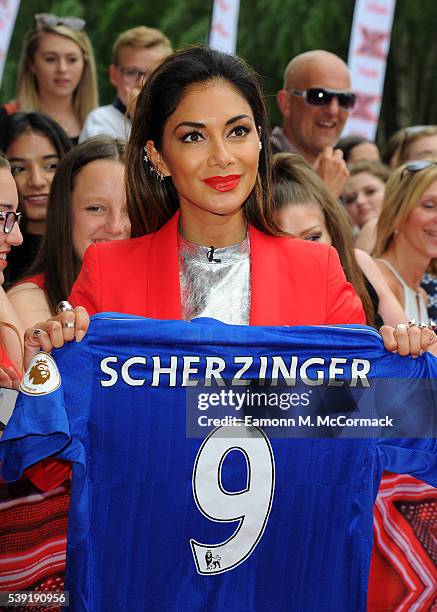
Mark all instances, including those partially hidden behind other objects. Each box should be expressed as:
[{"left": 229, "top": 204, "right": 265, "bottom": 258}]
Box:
[{"left": 203, "top": 175, "right": 241, "bottom": 192}]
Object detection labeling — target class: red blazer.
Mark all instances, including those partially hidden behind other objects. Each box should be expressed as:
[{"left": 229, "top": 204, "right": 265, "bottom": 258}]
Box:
[
  {"left": 31, "top": 213, "right": 364, "bottom": 490},
  {"left": 70, "top": 212, "right": 365, "bottom": 326}
]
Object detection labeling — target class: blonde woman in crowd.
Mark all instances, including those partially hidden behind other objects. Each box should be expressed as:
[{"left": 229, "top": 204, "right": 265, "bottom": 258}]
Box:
[
  {"left": 374, "top": 160, "right": 437, "bottom": 321},
  {"left": 369, "top": 158, "right": 437, "bottom": 610},
  {"left": 1, "top": 13, "right": 98, "bottom": 144}
]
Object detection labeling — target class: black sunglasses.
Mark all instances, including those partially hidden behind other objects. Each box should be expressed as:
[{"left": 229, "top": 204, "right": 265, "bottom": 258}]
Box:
[
  {"left": 290, "top": 88, "right": 356, "bottom": 110},
  {"left": 0, "top": 211, "right": 22, "bottom": 234},
  {"left": 34, "top": 13, "right": 86, "bottom": 31},
  {"left": 402, "top": 159, "right": 437, "bottom": 177}
]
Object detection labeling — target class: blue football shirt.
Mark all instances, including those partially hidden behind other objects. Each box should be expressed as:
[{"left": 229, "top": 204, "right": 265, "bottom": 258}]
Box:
[{"left": 1, "top": 315, "right": 436, "bottom": 611}]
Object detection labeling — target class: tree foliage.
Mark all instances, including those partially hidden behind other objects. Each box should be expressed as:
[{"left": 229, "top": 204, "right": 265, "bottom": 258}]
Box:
[{"left": 1, "top": 0, "right": 436, "bottom": 145}]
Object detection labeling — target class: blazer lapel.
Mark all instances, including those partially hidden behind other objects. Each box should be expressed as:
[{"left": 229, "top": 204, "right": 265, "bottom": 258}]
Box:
[
  {"left": 249, "top": 226, "right": 283, "bottom": 325},
  {"left": 147, "top": 212, "right": 182, "bottom": 320}
]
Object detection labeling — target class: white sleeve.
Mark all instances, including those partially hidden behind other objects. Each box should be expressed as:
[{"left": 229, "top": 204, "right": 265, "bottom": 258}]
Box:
[{"left": 79, "top": 107, "right": 120, "bottom": 142}]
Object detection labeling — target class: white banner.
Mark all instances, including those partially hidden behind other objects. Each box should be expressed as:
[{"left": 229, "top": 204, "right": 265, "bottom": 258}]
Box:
[
  {"left": 343, "top": 0, "right": 396, "bottom": 140},
  {"left": 208, "top": 0, "right": 240, "bottom": 55},
  {"left": 0, "top": 0, "right": 20, "bottom": 87}
]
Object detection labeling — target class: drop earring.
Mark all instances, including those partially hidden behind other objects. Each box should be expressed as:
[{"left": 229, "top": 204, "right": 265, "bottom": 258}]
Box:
[{"left": 143, "top": 145, "right": 165, "bottom": 182}]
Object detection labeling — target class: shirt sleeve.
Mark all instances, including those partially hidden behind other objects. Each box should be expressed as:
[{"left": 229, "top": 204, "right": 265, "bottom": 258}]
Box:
[
  {"left": 377, "top": 438, "right": 437, "bottom": 487},
  {"left": 0, "top": 344, "right": 91, "bottom": 489},
  {"left": 69, "top": 243, "right": 100, "bottom": 315},
  {"left": 78, "top": 111, "right": 105, "bottom": 143},
  {"left": 79, "top": 109, "right": 119, "bottom": 143},
  {"left": 0, "top": 386, "right": 72, "bottom": 482},
  {"left": 377, "top": 353, "right": 437, "bottom": 487},
  {"left": 325, "top": 246, "right": 366, "bottom": 325}
]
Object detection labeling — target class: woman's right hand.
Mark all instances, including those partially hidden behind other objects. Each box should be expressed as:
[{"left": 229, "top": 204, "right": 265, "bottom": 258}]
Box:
[{"left": 23, "top": 305, "right": 90, "bottom": 370}]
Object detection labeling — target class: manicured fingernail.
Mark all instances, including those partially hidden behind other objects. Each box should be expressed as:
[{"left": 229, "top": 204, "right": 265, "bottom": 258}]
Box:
[{"left": 75, "top": 330, "right": 85, "bottom": 342}]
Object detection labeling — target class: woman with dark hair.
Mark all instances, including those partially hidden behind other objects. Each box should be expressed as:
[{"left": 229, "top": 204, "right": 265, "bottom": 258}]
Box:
[
  {"left": 0, "top": 112, "right": 72, "bottom": 284},
  {"left": 10, "top": 45, "right": 437, "bottom": 612},
  {"left": 69, "top": 46, "right": 363, "bottom": 325},
  {"left": 24, "top": 46, "right": 432, "bottom": 362},
  {"left": 7, "top": 136, "right": 130, "bottom": 330},
  {"left": 271, "top": 153, "right": 407, "bottom": 327}
]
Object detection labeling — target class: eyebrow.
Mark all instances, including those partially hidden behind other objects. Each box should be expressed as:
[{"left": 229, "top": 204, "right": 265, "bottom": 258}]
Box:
[
  {"left": 173, "top": 114, "right": 253, "bottom": 132},
  {"left": 300, "top": 225, "right": 322, "bottom": 234},
  {"left": 8, "top": 154, "right": 60, "bottom": 163},
  {"left": 0, "top": 203, "right": 14, "bottom": 209}
]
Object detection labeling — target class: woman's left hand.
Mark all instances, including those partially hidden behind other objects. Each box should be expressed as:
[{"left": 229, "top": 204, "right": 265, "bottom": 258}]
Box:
[
  {"left": 0, "top": 365, "right": 20, "bottom": 390},
  {"left": 380, "top": 322, "right": 437, "bottom": 357}
]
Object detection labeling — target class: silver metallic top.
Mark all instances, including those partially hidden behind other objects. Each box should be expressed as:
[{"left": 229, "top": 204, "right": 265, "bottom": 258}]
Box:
[{"left": 178, "top": 233, "right": 251, "bottom": 325}]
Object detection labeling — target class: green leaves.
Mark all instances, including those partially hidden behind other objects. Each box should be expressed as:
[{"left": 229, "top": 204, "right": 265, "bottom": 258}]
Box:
[{"left": 1, "top": 0, "right": 436, "bottom": 141}]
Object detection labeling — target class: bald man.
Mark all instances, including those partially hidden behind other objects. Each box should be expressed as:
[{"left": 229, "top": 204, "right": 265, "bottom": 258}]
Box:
[{"left": 271, "top": 50, "right": 355, "bottom": 197}]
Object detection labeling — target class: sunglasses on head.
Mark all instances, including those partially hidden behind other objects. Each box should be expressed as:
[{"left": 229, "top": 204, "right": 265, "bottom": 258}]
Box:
[
  {"left": 34, "top": 13, "right": 86, "bottom": 31},
  {"left": 402, "top": 159, "right": 437, "bottom": 177},
  {"left": 290, "top": 88, "right": 356, "bottom": 110}
]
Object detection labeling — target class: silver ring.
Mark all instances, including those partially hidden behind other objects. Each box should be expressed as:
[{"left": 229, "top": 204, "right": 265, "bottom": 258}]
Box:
[
  {"left": 407, "top": 319, "right": 417, "bottom": 328},
  {"left": 56, "top": 300, "right": 74, "bottom": 314},
  {"left": 63, "top": 322, "right": 75, "bottom": 329},
  {"left": 32, "top": 328, "right": 44, "bottom": 340},
  {"left": 396, "top": 323, "right": 407, "bottom": 331}
]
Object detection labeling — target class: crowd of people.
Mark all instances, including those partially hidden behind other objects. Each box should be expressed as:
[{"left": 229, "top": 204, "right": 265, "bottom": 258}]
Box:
[{"left": 0, "top": 11, "right": 436, "bottom": 610}]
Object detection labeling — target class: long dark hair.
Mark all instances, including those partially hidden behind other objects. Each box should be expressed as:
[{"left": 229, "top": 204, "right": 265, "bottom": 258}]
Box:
[
  {"left": 127, "top": 45, "right": 281, "bottom": 237},
  {"left": 0, "top": 111, "right": 72, "bottom": 160},
  {"left": 0, "top": 112, "right": 72, "bottom": 234},
  {"left": 271, "top": 153, "right": 375, "bottom": 326},
  {"left": 28, "top": 136, "right": 127, "bottom": 314}
]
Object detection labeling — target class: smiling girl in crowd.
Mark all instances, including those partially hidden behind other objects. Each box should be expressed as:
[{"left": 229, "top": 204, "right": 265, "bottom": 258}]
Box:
[
  {"left": 0, "top": 112, "right": 72, "bottom": 285},
  {"left": 7, "top": 137, "right": 131, "bottom": 331},
  {"left": 1, "top": 13, "right": 97, "bottom": 143},
  {"left": 374, "top": 160, "right": 437, "bottom": 321},
  {"left": 341, "top": 160, "right": 390, "bottom": 243},
  {"left": 271, "top": 153, "right": 407, "bottom": 328}
]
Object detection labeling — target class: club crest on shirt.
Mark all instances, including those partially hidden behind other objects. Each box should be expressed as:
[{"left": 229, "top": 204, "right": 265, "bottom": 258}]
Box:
[{"left": 20, "top": 352, "right": 61, "bottom": 396}]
